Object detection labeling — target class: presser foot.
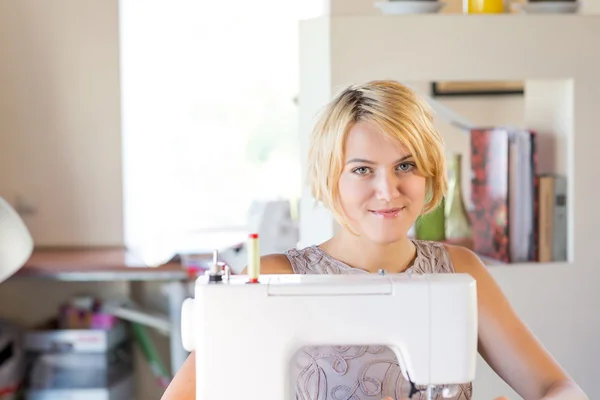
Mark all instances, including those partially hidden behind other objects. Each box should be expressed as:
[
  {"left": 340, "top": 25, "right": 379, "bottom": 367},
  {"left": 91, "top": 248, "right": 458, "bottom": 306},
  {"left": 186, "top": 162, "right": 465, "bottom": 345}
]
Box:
[
  {"left": 407, "top": 384, "right": 436, "bottom": 400},
  {"left": 407, "top": 382, "right": 460, "bottom": 399},
  {"left": 426, "top": 385, "right": 435, "bottom": 400}
]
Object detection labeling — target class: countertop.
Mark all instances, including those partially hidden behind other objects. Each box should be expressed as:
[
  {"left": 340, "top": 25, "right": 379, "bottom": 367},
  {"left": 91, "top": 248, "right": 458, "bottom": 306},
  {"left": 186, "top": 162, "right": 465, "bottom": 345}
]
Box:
[{"left": 11, "top": 247, "right": 189, "bottom": 282}]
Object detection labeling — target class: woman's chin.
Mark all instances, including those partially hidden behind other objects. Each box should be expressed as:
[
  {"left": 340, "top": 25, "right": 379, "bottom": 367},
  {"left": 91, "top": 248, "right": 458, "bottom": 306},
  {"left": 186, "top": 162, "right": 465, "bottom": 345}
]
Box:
[
  {"left": 364, "top": 230, "right": 407, "bottom": 245},
  {"left": 345, "top": 219, "right": 413, "bottom": 244}
]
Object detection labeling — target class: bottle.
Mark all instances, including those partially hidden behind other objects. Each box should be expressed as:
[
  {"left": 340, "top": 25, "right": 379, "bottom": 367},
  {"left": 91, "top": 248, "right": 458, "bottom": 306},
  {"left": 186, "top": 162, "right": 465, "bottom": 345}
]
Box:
[
  {"left": 445, "top": 153, "right": 472, "bottom": 242},
  {"left": 415, "top": 197, "right": 446, "bottom": 242}
]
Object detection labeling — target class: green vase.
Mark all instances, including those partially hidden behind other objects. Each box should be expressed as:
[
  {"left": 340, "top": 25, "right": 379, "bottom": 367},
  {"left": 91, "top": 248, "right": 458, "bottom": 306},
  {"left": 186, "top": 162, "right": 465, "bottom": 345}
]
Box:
[
  {"left": 445, "top": 153, "right": 472, "bottom": 240},
  {"left": 415, "top": 197, "right": 446, "bottom": 241}
]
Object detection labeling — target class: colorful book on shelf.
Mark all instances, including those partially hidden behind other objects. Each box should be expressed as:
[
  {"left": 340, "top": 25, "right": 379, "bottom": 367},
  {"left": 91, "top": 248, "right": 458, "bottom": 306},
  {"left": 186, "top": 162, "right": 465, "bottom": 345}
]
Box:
[
  {"left": 530, "top": 131, "right": 540, "bottom": 260},
  {"left": 508, "top": 128, "right": 537, "bottom": 263},
  {"left": 469, "top": 127, "right": 537, "bottom": 263},
  {"left": 537, "top": 174, "right": 567, "bottom": 262},
  {"left": 470, "top": 128, "right": 510, "bottom": 263}
]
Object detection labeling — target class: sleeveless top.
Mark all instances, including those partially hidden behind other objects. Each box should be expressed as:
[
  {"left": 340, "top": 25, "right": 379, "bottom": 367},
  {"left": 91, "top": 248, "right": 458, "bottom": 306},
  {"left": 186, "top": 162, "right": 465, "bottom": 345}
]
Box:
[{"left": 284, "top": 240, "right": 473, "bottom": 400}]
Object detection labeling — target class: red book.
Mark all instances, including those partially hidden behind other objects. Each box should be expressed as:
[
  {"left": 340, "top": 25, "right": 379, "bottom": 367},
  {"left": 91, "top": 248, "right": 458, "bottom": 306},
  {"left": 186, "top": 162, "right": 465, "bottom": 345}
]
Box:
[{"left": 470, "top": 128, "right": 511, "bottom": 263}]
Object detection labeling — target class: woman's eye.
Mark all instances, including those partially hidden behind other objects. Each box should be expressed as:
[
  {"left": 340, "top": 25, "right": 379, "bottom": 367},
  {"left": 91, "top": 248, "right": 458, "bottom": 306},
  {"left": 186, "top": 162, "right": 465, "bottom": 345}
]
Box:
[
  {"left": 397, "top": 162, "right": 414, "bottom": 172},
  {"left": 352, "top": 167, "right": 371, "bottom": 175}
]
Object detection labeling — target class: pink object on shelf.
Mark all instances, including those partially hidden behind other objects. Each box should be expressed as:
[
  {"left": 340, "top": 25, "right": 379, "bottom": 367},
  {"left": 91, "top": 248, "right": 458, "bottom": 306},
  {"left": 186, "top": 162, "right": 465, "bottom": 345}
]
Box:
[{"left": 90, "top": 313, "right": 118, "bottom": 330}]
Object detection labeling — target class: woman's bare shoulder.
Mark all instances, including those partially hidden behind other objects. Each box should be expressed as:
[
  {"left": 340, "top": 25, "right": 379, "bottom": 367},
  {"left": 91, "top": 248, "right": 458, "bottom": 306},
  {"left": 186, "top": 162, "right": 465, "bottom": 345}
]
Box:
[
  {"left": 241, "top": 253, "right": 293, "bottom": 274},
  {"left": 261, "top": 253, "right": 294, "bottom": 274},
  {"left": 442, "top": 243, "right": 485, "bottom": 275}
]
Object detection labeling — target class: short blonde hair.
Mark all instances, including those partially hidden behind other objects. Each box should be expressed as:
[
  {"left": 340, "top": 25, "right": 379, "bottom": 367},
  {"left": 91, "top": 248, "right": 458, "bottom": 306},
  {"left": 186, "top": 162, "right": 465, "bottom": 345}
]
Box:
[{"left": 307, "top": 80, "right": 447, "bottom": 229}]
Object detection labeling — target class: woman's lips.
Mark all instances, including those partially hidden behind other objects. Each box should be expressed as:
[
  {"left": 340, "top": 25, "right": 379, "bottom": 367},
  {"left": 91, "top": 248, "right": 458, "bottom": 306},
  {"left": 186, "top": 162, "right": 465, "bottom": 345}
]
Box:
[{"left": 369, "top": 207, "right": 405, "bottom": 219}]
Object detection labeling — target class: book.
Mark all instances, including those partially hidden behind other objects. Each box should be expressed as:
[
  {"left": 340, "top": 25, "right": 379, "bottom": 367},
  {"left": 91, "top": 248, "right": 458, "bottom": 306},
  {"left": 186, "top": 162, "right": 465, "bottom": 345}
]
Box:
[
  {"left": 470, "top": 127, "right": 537, "bottom": 263},
  {"left": 508, "top": 129, "right": 536, "bottom": 263},
  {"left": 553, "top": 175, "right": 567, "bottom": 261},
  {"left": 470, "top": 128, "right": 510, "bottom": 262},
  {"left": 538, "top": 174, "right": 567, "bottom": 262}
]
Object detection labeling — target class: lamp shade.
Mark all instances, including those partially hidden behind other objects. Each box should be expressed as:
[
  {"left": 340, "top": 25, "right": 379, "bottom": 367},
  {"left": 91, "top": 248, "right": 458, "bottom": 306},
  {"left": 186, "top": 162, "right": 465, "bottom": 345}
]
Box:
[{"left": 0, "top": 197, "right": 33, "bottom": 283}]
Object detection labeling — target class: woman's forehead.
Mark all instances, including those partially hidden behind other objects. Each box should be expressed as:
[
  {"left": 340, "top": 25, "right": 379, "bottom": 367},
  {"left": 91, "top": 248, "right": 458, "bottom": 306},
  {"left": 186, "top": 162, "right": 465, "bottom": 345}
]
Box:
[{"left": 344, "top": 121, "right": 411, "bottom": 159}]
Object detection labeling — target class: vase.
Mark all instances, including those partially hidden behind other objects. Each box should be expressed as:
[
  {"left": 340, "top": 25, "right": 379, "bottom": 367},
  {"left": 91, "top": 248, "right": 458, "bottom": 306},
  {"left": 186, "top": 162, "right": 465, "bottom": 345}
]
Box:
[
  {"left": 415, "top": 197, "right": 446, "bottom": 242},
  {"left": 445, "top": 153, "right": 472, "bottom": 241}
]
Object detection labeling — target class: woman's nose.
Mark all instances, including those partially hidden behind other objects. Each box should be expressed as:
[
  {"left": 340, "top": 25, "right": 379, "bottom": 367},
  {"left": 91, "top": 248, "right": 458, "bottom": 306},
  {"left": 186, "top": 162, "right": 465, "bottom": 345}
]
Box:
[{"left": 374, "top": 172, "right": 400, "bottom": 202}]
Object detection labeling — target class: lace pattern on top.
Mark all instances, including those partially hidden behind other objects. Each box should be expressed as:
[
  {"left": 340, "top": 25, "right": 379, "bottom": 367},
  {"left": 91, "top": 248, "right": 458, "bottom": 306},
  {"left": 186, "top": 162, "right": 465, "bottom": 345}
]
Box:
[
  {"left": 284, "top": 240, "right": 473, "bottom": 400},
  {"left": 285, "top": 240, "right": 455, "bottom": 275}
]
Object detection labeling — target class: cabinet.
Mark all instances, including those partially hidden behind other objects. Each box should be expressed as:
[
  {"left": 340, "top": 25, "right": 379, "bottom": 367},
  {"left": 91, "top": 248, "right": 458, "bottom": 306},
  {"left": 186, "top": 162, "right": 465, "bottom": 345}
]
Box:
[{"left": 298, "top": 14, "right": 600, "bottom": 398}]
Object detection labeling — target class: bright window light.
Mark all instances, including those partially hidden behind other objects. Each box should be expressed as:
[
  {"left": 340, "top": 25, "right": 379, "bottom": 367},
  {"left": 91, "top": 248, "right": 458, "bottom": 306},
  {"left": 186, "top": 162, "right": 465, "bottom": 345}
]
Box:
[{"left": 119, "top": 1, "right": 316, "bottom": 252}]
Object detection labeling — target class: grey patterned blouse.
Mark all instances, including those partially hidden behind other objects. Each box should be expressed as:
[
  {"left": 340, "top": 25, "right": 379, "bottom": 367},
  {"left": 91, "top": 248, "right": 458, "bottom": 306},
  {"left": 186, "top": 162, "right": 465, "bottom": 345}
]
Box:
[{"left": 284, "top": 240, "right": 473, "bottom": 400}]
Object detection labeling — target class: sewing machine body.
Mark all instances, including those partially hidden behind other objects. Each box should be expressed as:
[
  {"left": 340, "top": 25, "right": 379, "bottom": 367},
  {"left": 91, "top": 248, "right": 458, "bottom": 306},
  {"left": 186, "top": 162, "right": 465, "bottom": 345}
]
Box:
[{"left": 181, "top": 273, "right": 478, "bottom": 399}]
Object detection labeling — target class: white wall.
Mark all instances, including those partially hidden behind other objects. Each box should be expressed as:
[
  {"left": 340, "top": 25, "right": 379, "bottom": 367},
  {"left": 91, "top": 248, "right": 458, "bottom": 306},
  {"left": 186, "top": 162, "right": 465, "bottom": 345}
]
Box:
[{"left": 0, "top": 0, "right": 124, "bottom": 247}]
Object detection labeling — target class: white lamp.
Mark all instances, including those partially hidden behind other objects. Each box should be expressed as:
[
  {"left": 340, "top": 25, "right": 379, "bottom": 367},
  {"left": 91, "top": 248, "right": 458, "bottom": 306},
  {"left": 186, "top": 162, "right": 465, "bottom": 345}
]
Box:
[{"left": 0, "top": 197, "right": 33, "bottom": 283}]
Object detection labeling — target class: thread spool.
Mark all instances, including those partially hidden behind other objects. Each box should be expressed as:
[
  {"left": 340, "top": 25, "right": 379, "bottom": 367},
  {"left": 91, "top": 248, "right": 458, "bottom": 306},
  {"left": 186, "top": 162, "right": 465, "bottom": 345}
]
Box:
[{"left": 247, "top": 233, "right": 260, "bottom": 283}]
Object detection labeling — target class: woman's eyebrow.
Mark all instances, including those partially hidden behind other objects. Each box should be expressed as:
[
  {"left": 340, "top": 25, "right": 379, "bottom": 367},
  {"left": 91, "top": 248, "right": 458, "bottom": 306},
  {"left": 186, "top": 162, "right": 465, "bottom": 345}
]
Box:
[{"left": 345, "top": 154, "right": 413, "bottom": 165}]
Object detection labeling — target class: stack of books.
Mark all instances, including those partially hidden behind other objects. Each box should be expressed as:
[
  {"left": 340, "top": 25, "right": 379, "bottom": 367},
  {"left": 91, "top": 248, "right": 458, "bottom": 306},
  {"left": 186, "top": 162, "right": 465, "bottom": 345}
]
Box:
[{"left": 469, "top": 127, "right": 567, "bottom": 264}]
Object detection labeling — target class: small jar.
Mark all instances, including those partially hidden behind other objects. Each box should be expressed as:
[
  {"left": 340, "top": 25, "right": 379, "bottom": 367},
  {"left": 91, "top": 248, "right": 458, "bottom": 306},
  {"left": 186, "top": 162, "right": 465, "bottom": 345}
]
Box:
[{"left": 464, "top": 0, "right": 505, "bottom": 13}]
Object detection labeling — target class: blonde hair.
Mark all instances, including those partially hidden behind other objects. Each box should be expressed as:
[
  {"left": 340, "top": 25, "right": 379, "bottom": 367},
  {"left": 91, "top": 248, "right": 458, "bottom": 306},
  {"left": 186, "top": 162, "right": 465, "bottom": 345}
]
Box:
[{"left": 307, "top": 80, "right": 447, "bottom": 230}]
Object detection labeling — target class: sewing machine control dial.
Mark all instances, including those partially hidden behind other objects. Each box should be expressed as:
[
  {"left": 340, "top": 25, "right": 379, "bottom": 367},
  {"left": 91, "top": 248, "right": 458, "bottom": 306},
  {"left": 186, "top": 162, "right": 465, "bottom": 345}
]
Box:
[{"left": 180, "top": 298, "right": 195, "bottom": 351}]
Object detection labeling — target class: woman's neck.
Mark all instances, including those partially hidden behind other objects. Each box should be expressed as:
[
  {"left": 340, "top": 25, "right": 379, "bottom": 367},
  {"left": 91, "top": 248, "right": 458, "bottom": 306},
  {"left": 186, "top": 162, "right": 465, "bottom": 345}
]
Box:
[{"left": 319, "top": 229, "right": 417, "bottom": 274}]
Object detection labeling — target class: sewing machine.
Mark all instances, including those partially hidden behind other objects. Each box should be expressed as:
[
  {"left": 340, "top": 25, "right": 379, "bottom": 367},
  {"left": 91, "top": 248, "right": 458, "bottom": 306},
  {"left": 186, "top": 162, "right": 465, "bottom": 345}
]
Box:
[{"left": 180, "top": 270, "right": 478, "bottom": 399}]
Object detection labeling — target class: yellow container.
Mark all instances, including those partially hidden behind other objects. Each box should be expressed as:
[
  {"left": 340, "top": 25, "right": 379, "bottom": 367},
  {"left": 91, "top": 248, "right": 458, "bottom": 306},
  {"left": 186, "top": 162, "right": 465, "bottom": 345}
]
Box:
[{"left": 465, "top": 0, "right": 504, "bottom": 13}]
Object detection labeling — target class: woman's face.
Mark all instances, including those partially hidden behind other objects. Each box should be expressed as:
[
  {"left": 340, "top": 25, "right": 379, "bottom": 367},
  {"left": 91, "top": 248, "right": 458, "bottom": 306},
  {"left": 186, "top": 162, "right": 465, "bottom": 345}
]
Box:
[{"left": 338, "top": 121, "right": 427, "bottom": 244}]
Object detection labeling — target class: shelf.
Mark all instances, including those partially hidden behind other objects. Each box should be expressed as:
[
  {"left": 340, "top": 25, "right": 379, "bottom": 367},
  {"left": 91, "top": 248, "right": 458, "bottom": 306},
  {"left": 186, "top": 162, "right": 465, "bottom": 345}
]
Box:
[
  {"left": 301, "top": 14, "right": 600, "bottom": 84},
  {"left": 409, "top": 237, "right": 568, "bottom": 268},
  {"left": 482, "top": 259, "right": 570, "bottom": 269},
  {"left": 11, "top": 247, "right": 188, "bottom": 282}
]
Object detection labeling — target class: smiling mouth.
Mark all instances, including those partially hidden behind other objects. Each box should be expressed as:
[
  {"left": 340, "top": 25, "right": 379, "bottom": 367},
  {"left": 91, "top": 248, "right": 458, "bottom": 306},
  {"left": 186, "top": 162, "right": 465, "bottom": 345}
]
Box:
[{"left": 369, "top": 207, "right": 405, "bottom": 218}]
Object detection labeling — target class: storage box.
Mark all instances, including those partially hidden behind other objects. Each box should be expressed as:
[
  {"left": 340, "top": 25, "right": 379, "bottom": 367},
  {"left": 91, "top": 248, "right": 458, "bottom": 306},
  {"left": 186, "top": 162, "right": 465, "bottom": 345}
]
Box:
[
  {"left": 23, "top": 321, "right": 134, "bottom": 400},
  {"left": 25, "top": 373, "right": 133, "bottom": 400},
  {"left": 24, "top": 322, "right": 128, "bottom": 353}
]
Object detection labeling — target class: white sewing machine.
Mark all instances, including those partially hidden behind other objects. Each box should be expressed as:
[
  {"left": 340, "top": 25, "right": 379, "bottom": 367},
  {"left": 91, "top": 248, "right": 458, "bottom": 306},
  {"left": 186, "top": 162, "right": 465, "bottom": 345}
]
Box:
[{"left": 180, "top": 270, "right": 478, "bottom": 399}]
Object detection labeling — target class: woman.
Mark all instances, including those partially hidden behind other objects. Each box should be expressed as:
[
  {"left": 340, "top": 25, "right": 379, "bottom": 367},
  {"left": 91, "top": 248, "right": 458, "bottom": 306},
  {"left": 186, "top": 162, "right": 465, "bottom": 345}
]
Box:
[{"left": 162, "top": 80, "right": 587, "bottom": 400}]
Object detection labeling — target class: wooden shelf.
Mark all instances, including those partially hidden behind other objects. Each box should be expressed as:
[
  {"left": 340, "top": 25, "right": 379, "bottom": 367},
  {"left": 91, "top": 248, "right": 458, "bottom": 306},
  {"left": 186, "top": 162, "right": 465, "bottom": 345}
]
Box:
[
  {"left": 301, "top": 14, "right": 600, "bottom": 84},
  {"left": 11, "top": 247, "right": 187, "bottom": 282}
]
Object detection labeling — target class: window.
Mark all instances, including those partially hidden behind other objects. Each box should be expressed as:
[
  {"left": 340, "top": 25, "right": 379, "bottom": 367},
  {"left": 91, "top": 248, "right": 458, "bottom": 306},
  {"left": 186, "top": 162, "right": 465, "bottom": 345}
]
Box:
[{"left": 120, "top": 1, "right": 319, "bottom": 252}]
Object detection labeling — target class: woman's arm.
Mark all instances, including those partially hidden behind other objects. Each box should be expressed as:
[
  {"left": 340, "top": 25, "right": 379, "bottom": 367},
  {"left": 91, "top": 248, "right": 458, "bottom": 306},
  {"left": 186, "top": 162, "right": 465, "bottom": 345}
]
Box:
[
  {"left": 161, "top": 352, "right": 196, "bottom": 400},
  {"left": 446, "top": 245, "right": 588, "bottom": 400},
  {"left": 539, "top": 380, "right": 589, "bottom": 400}
]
